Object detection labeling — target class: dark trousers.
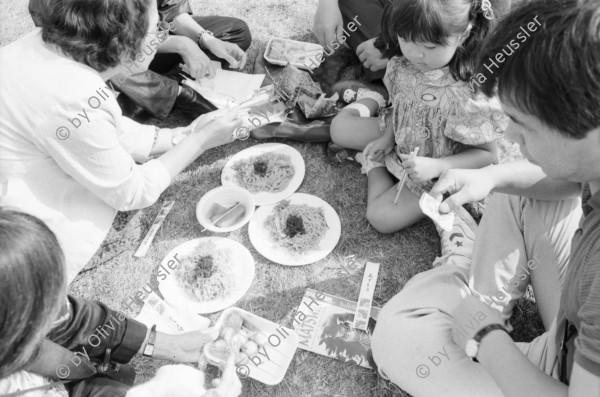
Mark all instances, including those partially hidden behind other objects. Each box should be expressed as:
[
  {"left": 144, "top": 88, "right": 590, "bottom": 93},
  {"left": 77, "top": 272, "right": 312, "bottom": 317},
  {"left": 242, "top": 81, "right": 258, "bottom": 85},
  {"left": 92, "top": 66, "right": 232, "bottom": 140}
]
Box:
[
  {"left": 112, "top": 16, "right": 252, "bottom": 119},
  {"left": 339, "top": 0, "right": 388, "bottom": 81}
]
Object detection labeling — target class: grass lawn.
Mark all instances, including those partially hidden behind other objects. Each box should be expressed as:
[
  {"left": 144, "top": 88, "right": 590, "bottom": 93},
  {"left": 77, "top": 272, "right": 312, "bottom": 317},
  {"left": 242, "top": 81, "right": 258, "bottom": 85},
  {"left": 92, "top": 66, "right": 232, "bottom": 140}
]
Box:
[{"left": 1, "top": 0, "right": 541, "bottom": 396}]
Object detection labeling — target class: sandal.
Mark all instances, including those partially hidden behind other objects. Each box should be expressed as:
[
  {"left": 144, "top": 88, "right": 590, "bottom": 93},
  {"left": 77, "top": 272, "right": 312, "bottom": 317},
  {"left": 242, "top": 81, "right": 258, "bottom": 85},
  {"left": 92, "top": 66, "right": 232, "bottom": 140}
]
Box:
[{"left": 324, "top": 141, "right": 361, "bottom": 166}]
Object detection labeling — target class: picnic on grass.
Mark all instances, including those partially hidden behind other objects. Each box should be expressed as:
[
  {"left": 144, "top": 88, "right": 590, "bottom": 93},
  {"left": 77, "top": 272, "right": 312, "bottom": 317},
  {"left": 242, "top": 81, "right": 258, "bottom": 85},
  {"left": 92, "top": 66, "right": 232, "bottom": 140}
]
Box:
[{"left": 1, "top": 0, "right": 599, "bottom": 396}]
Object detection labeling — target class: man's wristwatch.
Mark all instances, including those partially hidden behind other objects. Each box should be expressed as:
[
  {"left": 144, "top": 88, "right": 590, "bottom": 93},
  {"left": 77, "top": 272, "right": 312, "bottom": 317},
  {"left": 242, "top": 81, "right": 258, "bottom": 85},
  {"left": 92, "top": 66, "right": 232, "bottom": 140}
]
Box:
[
  {"left": 197, "top": 30, "right": 214, "bottom": 50},
  {"left": 142, "top": 325, "right": 157, "bottom": 357},
  {"left": 465, "top": 323, "right": 508, "bottom": 359}
]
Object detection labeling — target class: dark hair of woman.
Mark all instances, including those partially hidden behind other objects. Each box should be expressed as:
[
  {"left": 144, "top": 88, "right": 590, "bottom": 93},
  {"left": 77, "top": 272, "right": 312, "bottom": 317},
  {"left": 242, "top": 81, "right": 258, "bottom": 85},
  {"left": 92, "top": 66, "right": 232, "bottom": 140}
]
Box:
[
  {"left": 0, "top": 209, "right": 66, "bottom": 378},
  {"left": 41, "top": 0, "right": 153, "bottom": 71}
]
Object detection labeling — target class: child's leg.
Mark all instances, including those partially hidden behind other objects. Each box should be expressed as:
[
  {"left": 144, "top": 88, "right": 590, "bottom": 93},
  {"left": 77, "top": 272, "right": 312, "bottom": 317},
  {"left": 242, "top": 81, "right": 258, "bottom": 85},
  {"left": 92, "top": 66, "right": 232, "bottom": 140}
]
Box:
[
  {"left": 363, "top": 166, "right": 425, "bottom": 233},
  {"left": 330, "top": 98, "right": 381, "bottom": 151}
]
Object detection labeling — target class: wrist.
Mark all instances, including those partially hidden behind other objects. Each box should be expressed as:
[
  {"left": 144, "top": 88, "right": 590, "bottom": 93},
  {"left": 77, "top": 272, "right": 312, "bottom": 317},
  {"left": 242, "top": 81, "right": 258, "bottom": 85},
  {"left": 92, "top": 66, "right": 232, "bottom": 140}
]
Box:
[
  {"left": 137, "top": 326, "right": 152, "bottom": 355},
  {"left": 152, "top": 332, "right": 179, "bottom": 362},
  {"left": 197, "top": 30, "right": 216, "bottom": 50},
  {"left": 485, "top": 164, "right": 503, "bottom": 192},
  {"left": 465, "top": 323, "right": 509, "bottom": 360},
  {"left": 434, "top": 158, "right": 451, "bottom": 177},
  {"left": 477, "top": 327, "right": 511, "bottom": 361},
  {"left": 170, "top": 126, "right": 187, "bottom": 146},
  {"left": 151, "top": 128, "right": 175, "bottom": 156}
]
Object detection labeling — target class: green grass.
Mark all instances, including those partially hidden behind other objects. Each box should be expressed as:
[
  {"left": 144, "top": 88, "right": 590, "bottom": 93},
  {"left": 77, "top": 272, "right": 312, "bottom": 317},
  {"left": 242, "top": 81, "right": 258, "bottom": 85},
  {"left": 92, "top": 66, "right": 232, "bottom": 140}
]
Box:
[{"left": 0, "top": 1, "right": 541, "bottom": 396}]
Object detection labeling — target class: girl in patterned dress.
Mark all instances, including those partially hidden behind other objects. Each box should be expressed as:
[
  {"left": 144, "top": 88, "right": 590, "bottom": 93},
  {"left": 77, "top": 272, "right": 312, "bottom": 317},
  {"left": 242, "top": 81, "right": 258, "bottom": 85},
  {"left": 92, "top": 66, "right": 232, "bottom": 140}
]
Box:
[{"left": 330, "top": 0, "right": 509, "bottom": 234}]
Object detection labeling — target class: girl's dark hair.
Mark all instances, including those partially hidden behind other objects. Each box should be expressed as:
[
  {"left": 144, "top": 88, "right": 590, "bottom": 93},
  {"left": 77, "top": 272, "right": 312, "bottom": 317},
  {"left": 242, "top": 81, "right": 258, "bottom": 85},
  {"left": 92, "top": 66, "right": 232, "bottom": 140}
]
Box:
[
  {"left": 41, "top": 0, "right": 153, "bottom": 72},
  {"left": 0, "top": 209, "right": 66, "bottom": 378},
  {"left": 477, "top": 0, "right": 600, "bottom": 139},
  {"left": 378, "top": 0, "right": 506, "bottom": 82}
]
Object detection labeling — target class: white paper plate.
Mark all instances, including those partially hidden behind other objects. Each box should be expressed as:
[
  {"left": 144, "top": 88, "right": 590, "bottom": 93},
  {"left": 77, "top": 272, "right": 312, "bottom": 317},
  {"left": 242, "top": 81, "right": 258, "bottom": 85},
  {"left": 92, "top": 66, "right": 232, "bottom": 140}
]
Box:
[
  {"left": 248, "top": 193, "right": 341, "bottom": 266},
  {"left": 203, "top": 307, "right": 299, "bottom": 385},
  {"left": 221, "top": 143, "right": 305, "bottom": 206},
  {"left": 158, "top": 237, "right": 255, "bottom": 314}
]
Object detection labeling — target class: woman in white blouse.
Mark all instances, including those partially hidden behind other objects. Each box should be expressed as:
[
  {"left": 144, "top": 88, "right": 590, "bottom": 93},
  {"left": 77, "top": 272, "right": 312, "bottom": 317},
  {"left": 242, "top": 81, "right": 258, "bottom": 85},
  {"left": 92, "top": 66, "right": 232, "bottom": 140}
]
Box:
[{"left": 0, "top": 0, "right": 242, "bottom": 282}]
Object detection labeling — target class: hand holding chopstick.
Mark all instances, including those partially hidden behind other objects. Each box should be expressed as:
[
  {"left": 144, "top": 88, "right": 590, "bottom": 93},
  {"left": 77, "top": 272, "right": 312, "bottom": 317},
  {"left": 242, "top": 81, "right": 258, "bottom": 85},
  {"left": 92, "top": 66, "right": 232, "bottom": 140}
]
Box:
[{"left": 393, "top": 147, "right": 420, "bottom": 205}]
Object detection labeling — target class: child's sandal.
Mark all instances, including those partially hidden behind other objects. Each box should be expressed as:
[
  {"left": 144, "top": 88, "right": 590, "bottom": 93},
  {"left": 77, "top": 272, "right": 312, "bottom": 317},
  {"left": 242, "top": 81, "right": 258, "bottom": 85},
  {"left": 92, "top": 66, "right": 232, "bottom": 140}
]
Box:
[{"left": 324, "top": 142, "right": 361, "bottom": 166}]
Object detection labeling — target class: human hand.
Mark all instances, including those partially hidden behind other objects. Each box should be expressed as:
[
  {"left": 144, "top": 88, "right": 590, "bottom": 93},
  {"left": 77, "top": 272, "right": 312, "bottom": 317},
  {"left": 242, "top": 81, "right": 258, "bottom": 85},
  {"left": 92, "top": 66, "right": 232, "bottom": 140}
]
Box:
[
  {"left": 203, "top": 38, "right": 247, "bottom": 70},
  {"left": 190, "top": 111, "right": 243, "bottom": 151},
  {"left": 203, "top": 355, "right": 242, "bottom": 397},
  {"left": 153, "top": 329, "right": 217, "bottom": 363},
  {"left": 451, "top": 294, "right": 504, "bottom": 352},
  {"left": 364, "top": 135, "right": 394, "bottom": 162},
  {"left": 356, "top": 38, "right": 389, "bottom": 72},
  {"left": 429, "top": 168, "right": 495, "bottom": 214},
  {"left": 399, "top": 154, "right": 443, "bottom": 184},
  {"left": 313, "top": 0, "right": 344, "bottom": 47},
  {"left": 181, "top": 42, "right": 216, "bottom": 79}
]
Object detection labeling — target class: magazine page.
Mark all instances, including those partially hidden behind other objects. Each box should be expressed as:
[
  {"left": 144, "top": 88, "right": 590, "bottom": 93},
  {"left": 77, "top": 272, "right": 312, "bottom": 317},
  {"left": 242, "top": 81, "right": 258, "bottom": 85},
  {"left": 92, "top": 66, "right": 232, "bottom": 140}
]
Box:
[{"left": 293, "top": 289, "right": 379, "bottom": 370}]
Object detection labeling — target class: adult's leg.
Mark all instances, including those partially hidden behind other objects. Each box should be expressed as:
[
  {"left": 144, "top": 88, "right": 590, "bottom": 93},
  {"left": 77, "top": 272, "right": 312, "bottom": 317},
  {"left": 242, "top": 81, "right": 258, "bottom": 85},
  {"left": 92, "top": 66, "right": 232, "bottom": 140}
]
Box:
[
  {"left": 372, "top": 263, "right": 505, "bottom": 397},
  {"left": 372, "top": 194, "right": 582, "bottom": 396},
  {"left": 110, "top": 72, "right": 179, "bottom": 119},
  {"left": 193, "top": 16, "right": 252, "bottom": 52},
  {"left": 469, "top": 194, "right": 582, "bottom": 329},
  {"left": 338, "top": 0, "right": 387, "bottom": 81},
  {"left": 117, "top": 15, "right": 252, "bottom": 118},
  {"left": 151, "top": 15, "right": 252, "bottom": 72}
]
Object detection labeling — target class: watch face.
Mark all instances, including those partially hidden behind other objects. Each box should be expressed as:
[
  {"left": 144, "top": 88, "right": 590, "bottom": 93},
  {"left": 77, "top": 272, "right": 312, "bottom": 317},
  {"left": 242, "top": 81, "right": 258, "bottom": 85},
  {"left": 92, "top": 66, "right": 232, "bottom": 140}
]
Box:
[{"left": 465, "top": 340, "right": 479, "bottom": 358}]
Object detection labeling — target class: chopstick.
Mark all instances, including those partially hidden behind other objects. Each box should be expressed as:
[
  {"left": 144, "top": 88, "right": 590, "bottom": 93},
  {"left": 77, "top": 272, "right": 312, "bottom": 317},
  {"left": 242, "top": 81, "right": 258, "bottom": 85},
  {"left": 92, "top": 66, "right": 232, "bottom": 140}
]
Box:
[
  {"left": 393, "top": 147, "right": 420, "bottom": 205},
  {"left": 202, "top": 202, "right": 242, "bottom": 232}
]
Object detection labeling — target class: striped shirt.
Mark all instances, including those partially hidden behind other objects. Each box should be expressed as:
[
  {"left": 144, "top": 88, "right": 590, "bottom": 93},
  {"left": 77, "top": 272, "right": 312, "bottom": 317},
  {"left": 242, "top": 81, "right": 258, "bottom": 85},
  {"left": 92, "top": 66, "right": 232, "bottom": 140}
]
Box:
[{"left": 556, "top": 184, "right": 600, "bottom": 381}]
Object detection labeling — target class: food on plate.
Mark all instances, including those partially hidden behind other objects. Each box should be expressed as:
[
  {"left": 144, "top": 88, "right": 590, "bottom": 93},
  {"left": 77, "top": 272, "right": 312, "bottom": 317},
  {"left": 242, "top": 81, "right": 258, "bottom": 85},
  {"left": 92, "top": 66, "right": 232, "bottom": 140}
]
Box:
[
  {"left": 265, "top": 200, "right": 329, "bottom": 254},
  {"left": 208, "top": 313, "right": 269, "bottom": 366},
  {"left": 208, "top": 202, "right": 246, "bottom": 227},
  {"left": 267, "top": 39, "right": 321, "bottom": 65},
  {"left": 175, "top": 241, "right": 235, "bottom": 302},
  {"left": 232, "top": 152, "right": 294, "bottom": 193},
  {"left": 208, "top": 203, "right": 231, "bottom": 222}
]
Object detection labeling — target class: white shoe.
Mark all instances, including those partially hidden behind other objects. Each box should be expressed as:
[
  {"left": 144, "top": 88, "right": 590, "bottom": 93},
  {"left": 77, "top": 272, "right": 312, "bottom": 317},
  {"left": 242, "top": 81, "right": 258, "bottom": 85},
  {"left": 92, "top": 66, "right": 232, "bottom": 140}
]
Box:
[{"left": 433, "top": 205, "right": 478, "bottom": 268}]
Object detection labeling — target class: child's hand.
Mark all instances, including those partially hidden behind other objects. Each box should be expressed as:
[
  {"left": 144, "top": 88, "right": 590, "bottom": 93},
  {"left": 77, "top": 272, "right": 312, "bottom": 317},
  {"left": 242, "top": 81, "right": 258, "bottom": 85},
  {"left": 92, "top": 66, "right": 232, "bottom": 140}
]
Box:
[
  {"left": 399, "top": 155, "right": 443, "bottom": 183},
  {"left": 364, "top": 135, "right": 394, "bottom": 162}
]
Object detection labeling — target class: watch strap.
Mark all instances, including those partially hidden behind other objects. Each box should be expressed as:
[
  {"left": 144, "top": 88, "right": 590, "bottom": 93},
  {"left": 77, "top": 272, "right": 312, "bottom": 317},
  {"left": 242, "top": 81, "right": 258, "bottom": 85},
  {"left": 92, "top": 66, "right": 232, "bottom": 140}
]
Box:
[
  {"left": 142, "top": 325, "right": 157, "bottom": 357},
  {"left": 474, "top": 323, "right": 509, "bottom": 343}
]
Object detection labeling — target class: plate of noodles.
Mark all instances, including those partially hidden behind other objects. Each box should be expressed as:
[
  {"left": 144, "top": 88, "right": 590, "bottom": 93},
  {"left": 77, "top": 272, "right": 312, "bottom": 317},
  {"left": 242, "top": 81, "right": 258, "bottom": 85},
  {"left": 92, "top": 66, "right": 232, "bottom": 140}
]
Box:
[
  {"left": 158, "top": 237, "right": 255, "bottom": 314},
  {"left": 248, "top": 193, "right": 341, "bottom": 266},
  {"left": 221, "top": 143, "right": 305, "bottom": 206}
]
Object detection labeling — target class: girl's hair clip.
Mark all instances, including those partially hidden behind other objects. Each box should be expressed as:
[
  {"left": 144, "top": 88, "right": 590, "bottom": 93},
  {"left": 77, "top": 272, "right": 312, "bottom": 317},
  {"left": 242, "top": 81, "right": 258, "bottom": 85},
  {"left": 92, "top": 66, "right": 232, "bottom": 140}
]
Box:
[{"left": 480, "top": 0, "right": 495, "bottom": 20}]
